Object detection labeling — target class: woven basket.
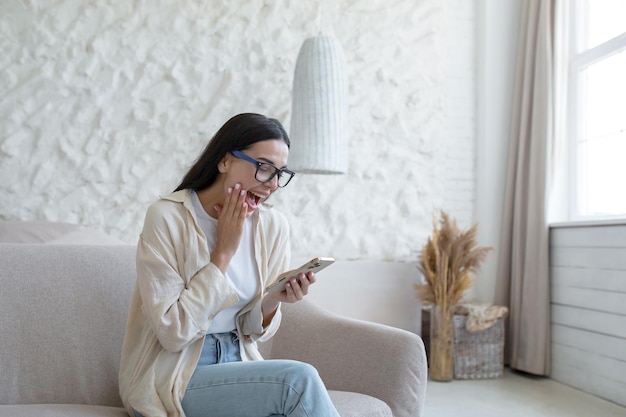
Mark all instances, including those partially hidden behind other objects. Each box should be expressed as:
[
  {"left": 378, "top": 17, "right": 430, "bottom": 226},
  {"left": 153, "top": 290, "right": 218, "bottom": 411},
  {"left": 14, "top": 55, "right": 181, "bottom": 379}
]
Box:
[{"left": 452, "top": 314, "right": 504, "bottom": 379}]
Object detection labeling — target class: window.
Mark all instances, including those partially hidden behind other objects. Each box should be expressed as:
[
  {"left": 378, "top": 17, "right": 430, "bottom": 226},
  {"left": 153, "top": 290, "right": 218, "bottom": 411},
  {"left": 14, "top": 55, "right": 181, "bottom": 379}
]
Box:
[{"left": 567, "top": 0, "right": 626, "bottom": 220}]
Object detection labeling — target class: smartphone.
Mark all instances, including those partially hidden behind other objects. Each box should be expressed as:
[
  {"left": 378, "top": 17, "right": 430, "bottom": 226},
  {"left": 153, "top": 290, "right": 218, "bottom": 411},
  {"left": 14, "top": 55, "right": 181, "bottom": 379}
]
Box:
[{"left": 265, "top": 257, "right": 335, "bottom": 293}]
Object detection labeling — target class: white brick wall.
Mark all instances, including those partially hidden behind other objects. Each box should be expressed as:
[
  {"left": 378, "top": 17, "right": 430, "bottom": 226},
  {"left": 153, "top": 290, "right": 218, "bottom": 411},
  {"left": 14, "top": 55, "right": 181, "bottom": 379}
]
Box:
[
  {"left": 442, "top": 0, "right": 476, "bottom": 230},
  {"left": 0, "top": 0, "right": 476, "bottom": 262}
]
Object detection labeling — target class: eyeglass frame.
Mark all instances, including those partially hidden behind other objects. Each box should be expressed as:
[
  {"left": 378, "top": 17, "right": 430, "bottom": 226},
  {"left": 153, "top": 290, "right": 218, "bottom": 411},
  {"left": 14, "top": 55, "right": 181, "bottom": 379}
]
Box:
[{"left": 230, "top": 150, "right": 296, "bottom": 188}]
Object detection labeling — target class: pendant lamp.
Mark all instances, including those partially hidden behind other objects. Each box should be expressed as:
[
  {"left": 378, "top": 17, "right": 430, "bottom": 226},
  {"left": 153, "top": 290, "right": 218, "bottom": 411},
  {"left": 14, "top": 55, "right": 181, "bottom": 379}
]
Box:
[{"left": 289, "top": 34, "right": 348, "bottom": 174}]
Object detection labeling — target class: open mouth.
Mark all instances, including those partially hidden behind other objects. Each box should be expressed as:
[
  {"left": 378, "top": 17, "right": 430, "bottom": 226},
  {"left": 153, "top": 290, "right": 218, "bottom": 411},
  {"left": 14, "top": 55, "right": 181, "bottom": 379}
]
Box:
[{"left": 246, "top": 191, "right": 265, "bottom": 209}]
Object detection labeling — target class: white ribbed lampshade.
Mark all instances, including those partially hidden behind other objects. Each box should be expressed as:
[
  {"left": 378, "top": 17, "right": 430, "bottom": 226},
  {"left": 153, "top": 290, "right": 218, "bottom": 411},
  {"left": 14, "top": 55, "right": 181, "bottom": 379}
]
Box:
[{"left": 289, "top": 34, "right": 348, "bottom": 174}]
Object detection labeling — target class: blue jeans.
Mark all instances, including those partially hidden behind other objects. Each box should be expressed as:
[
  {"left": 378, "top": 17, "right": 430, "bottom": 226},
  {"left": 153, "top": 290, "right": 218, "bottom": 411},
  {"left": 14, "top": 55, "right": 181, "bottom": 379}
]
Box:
[{"left": 135, "top": 331, "right": 340, "bottom": 417}]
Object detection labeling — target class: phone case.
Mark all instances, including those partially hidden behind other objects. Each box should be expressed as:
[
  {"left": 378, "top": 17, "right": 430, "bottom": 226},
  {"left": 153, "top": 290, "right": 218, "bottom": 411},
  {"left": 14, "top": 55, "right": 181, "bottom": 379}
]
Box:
[{"left": 265, "top": 257, "right": 335, "bottom": 293}]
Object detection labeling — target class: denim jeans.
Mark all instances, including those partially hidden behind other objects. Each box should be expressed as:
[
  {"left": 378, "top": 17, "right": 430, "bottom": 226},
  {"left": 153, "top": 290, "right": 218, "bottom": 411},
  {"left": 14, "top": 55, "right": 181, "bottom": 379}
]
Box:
[{"left": 135, "top": 331, "right": 340, "bottom": 417}]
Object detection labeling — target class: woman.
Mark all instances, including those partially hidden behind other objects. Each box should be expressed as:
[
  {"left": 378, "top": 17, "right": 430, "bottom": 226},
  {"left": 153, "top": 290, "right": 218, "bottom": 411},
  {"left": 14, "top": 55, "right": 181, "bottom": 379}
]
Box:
[{"left": 119, "top": 113, "right": 340, "bottom": 417}]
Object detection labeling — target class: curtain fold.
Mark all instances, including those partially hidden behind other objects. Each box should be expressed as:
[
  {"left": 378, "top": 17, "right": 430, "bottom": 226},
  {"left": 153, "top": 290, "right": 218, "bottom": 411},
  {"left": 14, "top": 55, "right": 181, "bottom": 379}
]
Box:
[{"left": 495, "top": 0, "right": 555, "bottom": 376}]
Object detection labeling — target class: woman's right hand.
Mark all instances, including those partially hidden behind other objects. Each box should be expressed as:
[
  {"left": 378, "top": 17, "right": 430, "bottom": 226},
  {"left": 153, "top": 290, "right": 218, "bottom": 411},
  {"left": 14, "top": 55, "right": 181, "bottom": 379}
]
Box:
[{"left": 211, "top": 183, "right": 248, "bottom": 273}]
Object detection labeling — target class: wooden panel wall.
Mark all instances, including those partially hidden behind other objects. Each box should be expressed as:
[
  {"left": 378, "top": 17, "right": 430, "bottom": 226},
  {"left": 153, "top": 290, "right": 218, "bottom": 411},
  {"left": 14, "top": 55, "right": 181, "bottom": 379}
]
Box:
[{"left": 550, "top": 224, "right": 626, "bottom": 407}]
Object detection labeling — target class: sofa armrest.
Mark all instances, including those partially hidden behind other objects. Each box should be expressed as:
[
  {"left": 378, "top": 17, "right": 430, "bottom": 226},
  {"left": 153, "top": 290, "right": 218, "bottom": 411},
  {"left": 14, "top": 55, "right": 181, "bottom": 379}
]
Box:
[{"left": 267, "top": 300, "right": 427, "bottom": 417}]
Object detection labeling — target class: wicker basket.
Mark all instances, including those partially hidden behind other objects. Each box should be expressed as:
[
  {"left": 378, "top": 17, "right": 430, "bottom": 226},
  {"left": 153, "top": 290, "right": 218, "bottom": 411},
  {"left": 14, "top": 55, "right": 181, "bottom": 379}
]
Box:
[{"left": 452, "top": 314, "right": 504, "bottom": 379}]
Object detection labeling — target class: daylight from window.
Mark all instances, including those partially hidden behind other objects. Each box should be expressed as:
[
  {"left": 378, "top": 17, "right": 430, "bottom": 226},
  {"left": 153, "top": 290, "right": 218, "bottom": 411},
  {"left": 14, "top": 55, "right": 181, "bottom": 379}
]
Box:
[
  {"left": 585, "top": 0, "right": 626, "bottom": 48},
  {"left": 574, "top": 0, "right": 626, "bottom": 218}
]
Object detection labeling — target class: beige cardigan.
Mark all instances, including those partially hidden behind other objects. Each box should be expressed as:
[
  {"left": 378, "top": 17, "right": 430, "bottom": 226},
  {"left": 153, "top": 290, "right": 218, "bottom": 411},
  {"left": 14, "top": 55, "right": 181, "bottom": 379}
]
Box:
[{"left": 118, "top": 190, "right": 291, "bottom": 417}]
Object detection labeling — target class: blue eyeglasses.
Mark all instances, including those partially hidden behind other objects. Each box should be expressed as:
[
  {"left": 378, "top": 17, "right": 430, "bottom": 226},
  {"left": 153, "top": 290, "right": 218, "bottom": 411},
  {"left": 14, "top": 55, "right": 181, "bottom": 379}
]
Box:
[{"left": 231, "top": 151, "right": 296, "bottom": 188}]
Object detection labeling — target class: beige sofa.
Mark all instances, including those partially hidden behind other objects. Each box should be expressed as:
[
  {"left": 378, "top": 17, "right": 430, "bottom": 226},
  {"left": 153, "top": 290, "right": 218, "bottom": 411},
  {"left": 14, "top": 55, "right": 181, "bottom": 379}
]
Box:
[{"left": 0, "top": 241, "right": 427, "bottom": 416}]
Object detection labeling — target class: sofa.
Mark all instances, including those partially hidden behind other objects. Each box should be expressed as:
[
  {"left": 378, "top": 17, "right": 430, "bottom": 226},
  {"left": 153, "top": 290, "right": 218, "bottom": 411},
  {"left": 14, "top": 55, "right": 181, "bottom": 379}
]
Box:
[{"left": 0, "top": 241, "right": 427, "bottom": 417}]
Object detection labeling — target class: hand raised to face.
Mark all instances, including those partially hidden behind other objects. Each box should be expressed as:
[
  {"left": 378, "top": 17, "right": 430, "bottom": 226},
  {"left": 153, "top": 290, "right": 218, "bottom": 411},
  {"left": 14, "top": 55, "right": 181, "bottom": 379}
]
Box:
[{"left": 210, "top": 183, "right": 248, "bottom": 272}]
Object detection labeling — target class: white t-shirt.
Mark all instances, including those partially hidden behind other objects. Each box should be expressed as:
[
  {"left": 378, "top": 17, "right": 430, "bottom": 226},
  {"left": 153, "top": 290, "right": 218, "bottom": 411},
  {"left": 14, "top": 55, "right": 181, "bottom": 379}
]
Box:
[{"left": 191, "top": 191, "right": 260, "bottom": 333}]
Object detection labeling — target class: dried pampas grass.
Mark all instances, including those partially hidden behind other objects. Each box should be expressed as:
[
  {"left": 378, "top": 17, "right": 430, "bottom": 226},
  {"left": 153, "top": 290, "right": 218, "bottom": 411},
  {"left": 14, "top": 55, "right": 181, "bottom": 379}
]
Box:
[{"left": 415, "top": 211, "right": 492, "bottom": 307}]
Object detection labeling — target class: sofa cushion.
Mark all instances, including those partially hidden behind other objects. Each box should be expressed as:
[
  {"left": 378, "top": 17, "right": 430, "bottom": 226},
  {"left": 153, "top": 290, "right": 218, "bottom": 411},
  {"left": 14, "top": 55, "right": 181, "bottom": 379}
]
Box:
[
  {"left": 0, "top": 244, "right": 136, "bottom": 407},
  {"left": 329, "top": 390, "right": 393, "bottom": 417},
  {"left": 0, "top": 404, "right": 129, "bottom": 417},
  {"left": 0, "top": 394, "right": 390, "bottom": 417}
]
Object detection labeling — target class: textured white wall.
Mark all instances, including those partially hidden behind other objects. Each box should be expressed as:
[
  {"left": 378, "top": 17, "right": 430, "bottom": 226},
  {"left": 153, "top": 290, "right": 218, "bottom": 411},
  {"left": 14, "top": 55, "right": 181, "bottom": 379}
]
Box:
[{"left": 0, "top": 0, "right": 476, "bottom": 262}]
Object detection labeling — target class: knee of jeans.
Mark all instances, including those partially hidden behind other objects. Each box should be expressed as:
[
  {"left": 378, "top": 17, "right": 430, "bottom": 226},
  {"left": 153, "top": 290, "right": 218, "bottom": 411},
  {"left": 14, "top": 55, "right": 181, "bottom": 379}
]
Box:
[{"left": 281, "top": 360, "right": 322, "bottom": 383}]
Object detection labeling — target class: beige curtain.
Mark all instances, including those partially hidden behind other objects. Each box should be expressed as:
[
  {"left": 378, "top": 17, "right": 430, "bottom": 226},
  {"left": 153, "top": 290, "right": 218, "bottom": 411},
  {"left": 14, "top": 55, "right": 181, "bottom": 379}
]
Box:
[{"left": 495, "top": 0, "right": 556, "bottom": 376}]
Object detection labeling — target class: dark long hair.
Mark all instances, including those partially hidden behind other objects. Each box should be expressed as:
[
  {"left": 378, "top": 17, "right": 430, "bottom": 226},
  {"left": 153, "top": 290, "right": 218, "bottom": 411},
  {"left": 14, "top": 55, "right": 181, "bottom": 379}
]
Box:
[{"left": 175, "top": 113, "right": 290, "bottom": 192}]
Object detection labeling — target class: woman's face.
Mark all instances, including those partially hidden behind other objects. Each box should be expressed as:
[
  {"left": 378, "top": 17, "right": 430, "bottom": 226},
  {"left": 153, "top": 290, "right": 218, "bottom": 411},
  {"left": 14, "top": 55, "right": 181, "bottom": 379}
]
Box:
[{"left": 220, "top": 139, "right": 290, "bottom": 215}]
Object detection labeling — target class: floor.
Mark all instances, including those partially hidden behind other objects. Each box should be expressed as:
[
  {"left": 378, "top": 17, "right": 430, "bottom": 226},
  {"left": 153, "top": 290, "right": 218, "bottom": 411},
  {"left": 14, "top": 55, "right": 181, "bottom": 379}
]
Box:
[{"left": 423, "top": 367, "right": 626, "bottom": 417}]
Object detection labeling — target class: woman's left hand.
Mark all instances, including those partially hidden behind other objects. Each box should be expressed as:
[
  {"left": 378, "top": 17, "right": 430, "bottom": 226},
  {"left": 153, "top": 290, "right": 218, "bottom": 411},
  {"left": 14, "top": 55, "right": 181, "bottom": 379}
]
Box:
[
  {"left": 274, "top": 271, "right": 317, "bottom": 303},
  {"left": 261, "top": 272, "right": 316, "bottom": 326}
]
